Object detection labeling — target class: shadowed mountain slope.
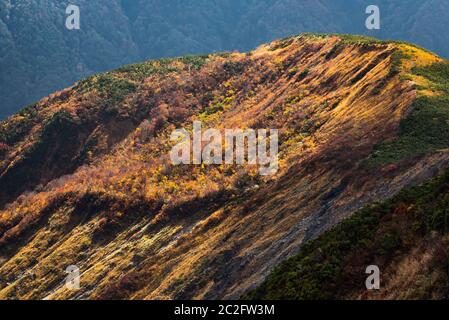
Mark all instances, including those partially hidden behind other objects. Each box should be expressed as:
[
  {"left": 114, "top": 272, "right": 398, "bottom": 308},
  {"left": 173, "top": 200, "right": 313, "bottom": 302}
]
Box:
[{"left": 246, "top": 162, "right": 449, "bottom": 300}]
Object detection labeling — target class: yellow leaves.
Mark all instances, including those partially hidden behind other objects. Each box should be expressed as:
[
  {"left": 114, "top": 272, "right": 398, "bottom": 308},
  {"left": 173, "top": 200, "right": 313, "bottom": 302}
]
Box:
[
  {"left": 224, "top": 80, "right": 233, "bottom": 88},
  {"left": 273, "top": 55, "right": 285, "bottom": 65},
  {"left": 165, "top": 181, "right": 180, "bottom": 193},
  {"left": 283, "top": 106, "right": 294, "bottom": 116},
  {"left": 398, "top": 44, "right": 441, "bottom": 69},
  {"left": 182, "top": 180, "right": 196, "bottom": 193},
  {"left": 13, "top": 115, "right": 25, "bottom": 122},
  {"left": 145, "top": 186, "right": 158, "bottom": 200}
]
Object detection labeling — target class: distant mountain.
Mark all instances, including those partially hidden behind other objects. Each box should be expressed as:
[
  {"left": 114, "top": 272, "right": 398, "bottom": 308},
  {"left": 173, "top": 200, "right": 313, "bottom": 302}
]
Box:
[
  {"left": 1, "top": 0, "right": 449, "bottom": 119},
  {"left": 1, "top": 34, "right": 449, "bottom": 299}
]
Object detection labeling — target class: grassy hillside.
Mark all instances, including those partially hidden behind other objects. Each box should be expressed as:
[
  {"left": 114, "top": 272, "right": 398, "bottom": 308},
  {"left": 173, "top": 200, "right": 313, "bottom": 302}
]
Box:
[
  {"left": 1, "top": 34, "right": 449, "bottom": 300},
  {"left": 368, "top": 61, "right": 449, "bottom": 165},
  {"left": 245, "top": 56, "right": 449, "bottom": 300}
]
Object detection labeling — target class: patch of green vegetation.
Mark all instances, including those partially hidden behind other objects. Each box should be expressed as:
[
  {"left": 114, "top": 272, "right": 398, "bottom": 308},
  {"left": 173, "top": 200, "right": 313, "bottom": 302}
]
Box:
[
  {"left": 286, "top": 67, "right": 309, "bottom": 81},
  {"left": 0, "top": 103, "right": 39, "bottom": 145},
  {"left": 114, "top": 55, "right": 209, "bottom": 81},
  {"left": 287, "top": 67, "right": 298, "bottom": 79},
  {"left": 178, "top": 55, "right": 210, "bottom": 70},
  {"left": 76, "top": 73, "right": 137, "bottom": 106},
  {"left": 223, "top": 61, "right": 246, "bottom": 75},
  {"left": 298, "top": 33, "right": 437, "bottom": 56},
  {"left": 325, "top": 44, "right": 342, "bottom": 60},
  {"left": 17, "top": 103, "right": 40, "bottom": 118},
  {"left": 367, "top": 61, "right": 449, "bottom": 166},
  {"left": 335, "top": 34, "right": 383, "bottom": 45},
  {"left": 78, "top": 133, "right": 99, "bottom": 163},
  {"left": 390, "top": 51, "right": 411, "bottom": 76},
  {"left": 244, "top": 169, "right": 449, "bottom": 300},
  {"left": 200, "top": 102, "right": 225, "bottom": 117},
  {"left": 273, "top": 33, "right": 394, "bottom": 51},
  {"left": 41, "top": 109, "right": 78, "bottom": 140},
  {"left": 215, "top": 52, "right": 234, "bottom": 59},
  {"left": 297, "top": 69, "right": 309, "bottom": 80},
  {"left": 269, "top": 37, "right": 295, "bottom": 51},
  {"left": 300, "top": 33, "right": 383, "bottom": 45},
  {"left": 284, "top": 92, "right": 305, "bottom": 106},
  {"left": 414, "top": 62, "right": 449, "bottom": 91},
  {"left": 114, "top": 60, "right": 177, "bottom": 81},
  {"left": 20, "top": 109, "right": 79, "bottom": 160}
]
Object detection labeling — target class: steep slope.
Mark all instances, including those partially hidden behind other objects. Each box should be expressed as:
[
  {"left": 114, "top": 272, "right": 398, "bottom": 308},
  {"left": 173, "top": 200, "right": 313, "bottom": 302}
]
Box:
[
  {"left": 0, "top": 34, "right": 448, "bottom": 300},
  {"left": 246, "top": 55, "right": 449, "bottom": 300},
  {"left": 2, "top": 0, "right": 449, "bottom": 119},
  {"left": 246, "top": 161, "right": 449, "bottom": 300}
]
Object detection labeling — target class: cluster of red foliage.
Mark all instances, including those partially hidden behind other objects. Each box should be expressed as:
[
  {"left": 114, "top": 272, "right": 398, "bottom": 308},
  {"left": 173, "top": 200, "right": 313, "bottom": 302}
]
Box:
[{"left": 0, "top": 142, "right": 8, "bottom": 155}]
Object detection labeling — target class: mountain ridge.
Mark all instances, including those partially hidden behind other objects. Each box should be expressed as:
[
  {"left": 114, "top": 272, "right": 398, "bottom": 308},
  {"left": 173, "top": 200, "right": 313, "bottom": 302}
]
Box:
[
  {"left": 1, "top": 34, "right": 449, "bottom": 299},
  {"left": 1, "top": 0, "right": 449, "bottom": 119}
]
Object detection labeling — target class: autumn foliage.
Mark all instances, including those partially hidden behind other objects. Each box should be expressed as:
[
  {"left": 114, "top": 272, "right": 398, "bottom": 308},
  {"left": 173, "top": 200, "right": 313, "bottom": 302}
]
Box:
[{"left": 0, "top": 34, "right": 447, "bottom": 300}]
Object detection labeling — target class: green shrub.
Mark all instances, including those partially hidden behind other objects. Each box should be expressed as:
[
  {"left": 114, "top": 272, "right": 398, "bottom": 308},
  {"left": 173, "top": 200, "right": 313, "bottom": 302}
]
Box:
[
  {"left": 114, "top": 55, "right": 209, "bottom": 81},
  {"left": 367, "top": 61, "right": 449, "bottom": 166},
  {"left": 297, "top": 69, "right": 309, "bottom": 80},
  {"left": 244, "top": 168, "right": 449, "bottom": 300},
  {"left": 0, "top": 103, "right": 39, "bottom": 145}
]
